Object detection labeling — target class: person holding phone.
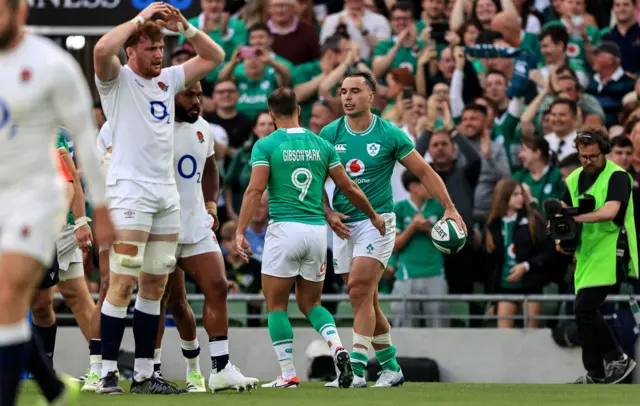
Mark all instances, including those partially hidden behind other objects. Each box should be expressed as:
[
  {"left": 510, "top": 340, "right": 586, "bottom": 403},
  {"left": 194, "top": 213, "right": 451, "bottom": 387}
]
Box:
[{"left": 372, "top": 2, "right": 424, "bottom": 82}]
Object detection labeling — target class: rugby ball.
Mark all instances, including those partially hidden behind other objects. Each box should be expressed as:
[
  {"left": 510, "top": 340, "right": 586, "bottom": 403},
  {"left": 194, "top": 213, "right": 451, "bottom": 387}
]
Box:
[{"left": 431, "top": 219, "right": 467, "bottom": 254}]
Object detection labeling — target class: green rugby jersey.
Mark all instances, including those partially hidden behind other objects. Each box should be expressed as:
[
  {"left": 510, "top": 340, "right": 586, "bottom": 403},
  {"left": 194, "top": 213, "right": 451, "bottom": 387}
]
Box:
[
  {"left": 394, "top": 198, "right": 445, "bottom": 280},
  {"left": 500, "top": 216, "right": 523, "bottom": 289},
  {"left": 250, "top": 127, "right": 341, "bottom": 225},
  {"left": 235, "top": 71, "right": 279, "bottom": 120},
  {"left": 56, "top": 132, "right": 74, "bottom": 226},
  {"left": 542, "top": 20, "right": 601, "bottom": 76},
  {"left": 319, "top": 115, "right": 415, "bottom": 223}
]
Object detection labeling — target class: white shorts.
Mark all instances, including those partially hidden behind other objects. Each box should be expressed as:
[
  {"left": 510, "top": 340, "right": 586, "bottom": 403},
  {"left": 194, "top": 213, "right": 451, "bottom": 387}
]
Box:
[
  {"left": 56, "top": 225, "right": 84, "bottom": 281},
  {"left": 0, "top": 175, "right": 66, "bottom": 267},
  {"left": 106, "top": 179, "right": 180, "bottom": 235},
  {"left": 332, "top": 213, "right": 396, "bottom": 274},
  {"left": 261, "top": 222, "right": 327, "bottom": 282},
  {"left": 172, "top": 232, "right": 221, "bottom": 273}
]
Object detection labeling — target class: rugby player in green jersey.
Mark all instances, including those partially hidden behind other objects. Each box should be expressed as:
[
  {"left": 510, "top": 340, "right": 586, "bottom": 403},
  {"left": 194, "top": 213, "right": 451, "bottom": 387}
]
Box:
[
  {"left": 235, "top": 88, "right": 384, "bottom": 388},
  {"left": 320, "top": 71, "right": 465, "bottom": 387}
]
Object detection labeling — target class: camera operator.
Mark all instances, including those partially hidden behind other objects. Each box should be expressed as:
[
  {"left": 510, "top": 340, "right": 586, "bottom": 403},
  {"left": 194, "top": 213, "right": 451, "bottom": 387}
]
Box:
[{"left": 560, "top": 125, "right": 639, "bottom": 384}]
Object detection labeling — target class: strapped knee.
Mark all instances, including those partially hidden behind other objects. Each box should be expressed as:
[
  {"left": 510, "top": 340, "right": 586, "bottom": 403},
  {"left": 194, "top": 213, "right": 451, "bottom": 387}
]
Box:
[
  {"left": 110, "top": 241, "right": 145, "bottom": 276},
  {"left": 143, "top": 241, "right": 177, "bottom": 275}
]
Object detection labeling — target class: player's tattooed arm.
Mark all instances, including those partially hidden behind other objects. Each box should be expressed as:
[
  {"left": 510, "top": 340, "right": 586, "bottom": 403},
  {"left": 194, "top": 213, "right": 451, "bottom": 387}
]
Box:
[
  {"left": 202, "top": 156, "right": 220, "bottom": 231},
  {"left": 328, "top": 165, "right": 385, "bottom": 237},
  {"left": 235, "top": 166, "right": 269, "bottom": 262}
]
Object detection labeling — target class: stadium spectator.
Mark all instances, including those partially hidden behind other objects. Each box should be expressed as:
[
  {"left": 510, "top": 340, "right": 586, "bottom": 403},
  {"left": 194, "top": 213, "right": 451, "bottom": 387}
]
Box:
[
  {"left": 223, "top": 111, "right": 275, "bottom": 219},
  {"left": 544, "top": 98, "right": 579, "bottom": 160},
  {"left": 320, "top": 0, "right": 392, "bottom": 60},
  {"left": 220, "top": 221, "right": 262, "bottom": 327},
  {"left": 268, "top": 0, "right": 320, "bottom": 65},
  {"left": 418, "top": 0, "right": 449, "bottom": 29},
  {"left": 292, "top": 34, "right": 351, "bottom": 127},
  {"left": 308, "top": 99, "right": 339, "bottom": 135},
  {"left": 450, "top": 0, "right": 509, "bottom": 32},
  {"left": 372, "top": 2, "right": 424, "bottom": 80},
  {"left": 558, "top": 152, "right": 582, "bottom": 180},
  {"left": 514, "top": 136, "right": 565, "bottom": 212},
  {"left": 587, "top": 41, "right": 636, "bottom": 128},
  {"left": 205, "top": 79, "right": 254, "bottom": 166},
  {"left": 245, "top": 193, "right": 269, "bottom": 262},
  {"left": 169, "top": 43, "right": 196, "bottom": 67},
  {"left": 608, "top": 135, "right": 634, "bottom": 171},
  {"left": 542, "top": 0, "right": 602, "bottom": 76},
  {"left": 485, "top": 178, "right": 555, "bottom": 329},
  {"left": 602, "top": 0, "right": 640, "bottom": 74},
  {"left": 217, "top": 45, "right": 285, "bottom": 120},
  {"left": 391, "top": 170, "right": 449, "bottom": 328},
  {"left": 459, "top": 104, "right": 511, "bottom": 225},
  {"left": 181, "top": 0, "right": 248, "bottom": 62},
  {"left": 490, "top": 10, "right": 542, "bottom": 60},
  {"left": 243, "top": 23, "right": 294, "bottom": 82},
  {"left": 383, "top": 67, "right": 416, "bottom": 119}
]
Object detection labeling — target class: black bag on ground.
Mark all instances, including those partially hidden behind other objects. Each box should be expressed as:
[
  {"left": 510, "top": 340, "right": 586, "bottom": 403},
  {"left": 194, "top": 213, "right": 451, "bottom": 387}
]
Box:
[{"left": 366, "top": 357, "right": 440, "bottom": 382}]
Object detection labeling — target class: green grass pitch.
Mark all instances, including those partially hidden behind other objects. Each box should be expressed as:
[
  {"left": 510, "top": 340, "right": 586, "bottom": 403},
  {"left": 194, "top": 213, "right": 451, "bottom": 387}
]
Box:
[{"left": 17, "top": 381, "right": 640, "bottom": 406}]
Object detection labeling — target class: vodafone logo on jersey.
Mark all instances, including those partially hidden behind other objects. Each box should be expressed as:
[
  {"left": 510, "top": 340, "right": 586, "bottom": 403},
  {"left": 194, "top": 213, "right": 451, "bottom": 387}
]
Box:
[{"left": 346, "top": 159, "right": 365, "bottom": 177}]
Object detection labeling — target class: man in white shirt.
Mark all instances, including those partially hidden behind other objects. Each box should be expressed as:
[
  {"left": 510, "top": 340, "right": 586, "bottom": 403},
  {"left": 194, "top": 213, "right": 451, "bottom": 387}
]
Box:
[
  {"left": 544, "top": 98, "right": 579, "bottom": 161},
  {"left": 93, "top": 2, "right": 224, "bottom": 395},
  {"left": 0, "top": 0, "right": 115, "bottom": 404}
]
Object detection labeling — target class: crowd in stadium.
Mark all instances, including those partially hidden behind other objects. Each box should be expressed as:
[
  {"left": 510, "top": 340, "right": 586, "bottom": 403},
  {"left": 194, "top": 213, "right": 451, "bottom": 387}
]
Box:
[{"left": 53, "top": 0, "right": 640, "bottom": 330}]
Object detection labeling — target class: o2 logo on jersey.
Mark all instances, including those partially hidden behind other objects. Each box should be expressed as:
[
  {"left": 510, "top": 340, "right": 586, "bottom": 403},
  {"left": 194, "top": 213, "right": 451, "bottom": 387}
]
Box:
[
  {"left": 178, "top": 154, "right": 201, "bottom": 183},
  {"left": 131, "top": 0, "right": 191, "bottom": 11},
  {"left": 346, "top": 159, "right": 365, "bottom": 177},
  {"left": 150, "top": 101, "right": 171, "bottom": 124},
  {"left": 0, "top": 99, "right": 10, "bottom": 130}
]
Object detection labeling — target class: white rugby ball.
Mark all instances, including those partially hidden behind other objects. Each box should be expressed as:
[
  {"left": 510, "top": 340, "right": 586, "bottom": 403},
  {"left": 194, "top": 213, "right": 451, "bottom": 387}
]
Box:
[{"left": 431, "top": 219, "right": 467, "bottom": 254}]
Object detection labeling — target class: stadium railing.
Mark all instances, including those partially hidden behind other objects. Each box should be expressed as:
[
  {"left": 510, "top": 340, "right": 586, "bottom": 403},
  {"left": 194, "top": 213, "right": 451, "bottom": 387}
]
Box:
[{"left": 53, "top": 293, "right": 635, "bottom": 328}]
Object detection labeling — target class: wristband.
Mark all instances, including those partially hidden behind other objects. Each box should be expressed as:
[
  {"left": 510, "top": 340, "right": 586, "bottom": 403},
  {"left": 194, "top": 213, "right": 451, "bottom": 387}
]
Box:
[
  {"left": 131, "top": 16, "right": 145, "bottom": 28},
  {"left": 179, "top": 22, "right": 198, "bottom": 39},
  {"left": 74, "top": 216, "right": 92, "bottom": 231}
]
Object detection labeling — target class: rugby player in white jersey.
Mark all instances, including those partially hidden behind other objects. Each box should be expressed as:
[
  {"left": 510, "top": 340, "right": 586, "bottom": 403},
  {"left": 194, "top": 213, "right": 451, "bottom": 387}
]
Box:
[
  {"left": 151, "top": 81, "right": 258, "bottom": 393},
  {"left": 0, "top": 0, "right": 115, "bottom": 404},
  {"left": 93, "top": 2, "right": 225, "bottom": 395}
]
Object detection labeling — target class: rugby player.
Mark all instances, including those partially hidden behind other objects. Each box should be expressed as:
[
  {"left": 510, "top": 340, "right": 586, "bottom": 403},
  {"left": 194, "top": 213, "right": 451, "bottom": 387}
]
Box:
[
  {"left": 0, "top": 0, "right": 115, "bottom": 404},
  {"left": 235, "top": 88, "right": 385, "bottom": 388},
  {"left": 152, "top": 80, "right": 258, "bottom": 392},
  {"left": 320, "top": 72, "right": 465, "bottom": 388},
  {"left": 93, "top": 2, "right": 225, "bottom": 394}
]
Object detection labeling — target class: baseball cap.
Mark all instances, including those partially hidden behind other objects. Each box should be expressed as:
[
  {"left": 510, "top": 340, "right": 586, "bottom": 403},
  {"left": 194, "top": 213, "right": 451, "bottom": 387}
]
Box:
[
  {"left": 593, "top": 41, "right": 621, "bottom": 59},
  {"left": 170, "top": 43, "right": 195, "bottom": 60}
]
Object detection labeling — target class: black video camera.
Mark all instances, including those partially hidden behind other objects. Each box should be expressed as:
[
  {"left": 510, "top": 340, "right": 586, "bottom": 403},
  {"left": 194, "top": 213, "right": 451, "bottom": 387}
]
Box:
[{"left": 543, "top": 196, "right": 596, "bottom": 252}]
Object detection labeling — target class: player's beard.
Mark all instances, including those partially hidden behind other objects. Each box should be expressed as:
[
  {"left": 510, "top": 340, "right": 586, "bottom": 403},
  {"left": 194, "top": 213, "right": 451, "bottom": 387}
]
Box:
[
  {"left": 175, "top": 103, "right": 199, "bottom": 124},
  {"left": 0, "top": 18, "right": 18, "bottom": 50}
]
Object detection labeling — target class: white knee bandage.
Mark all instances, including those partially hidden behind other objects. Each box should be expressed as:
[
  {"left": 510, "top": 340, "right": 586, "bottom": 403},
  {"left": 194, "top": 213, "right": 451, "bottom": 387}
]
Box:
[
  {"left": 372, "top": 332, "right": 392, "bottom": 346},
  {"left": 110, "top": 241, "right": 145, "bottom": 276},
  {"left": 353, "top": 332, "right": 373, "bottom": 349},
  {"left": 143, "top": 241, "right": 178, "bottom": 275}
]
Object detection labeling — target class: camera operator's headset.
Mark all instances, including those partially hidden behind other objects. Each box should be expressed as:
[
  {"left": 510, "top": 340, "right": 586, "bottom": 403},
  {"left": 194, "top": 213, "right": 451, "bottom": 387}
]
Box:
[{"left": 575, "top": 130, "right": 611, "bottom": 155}]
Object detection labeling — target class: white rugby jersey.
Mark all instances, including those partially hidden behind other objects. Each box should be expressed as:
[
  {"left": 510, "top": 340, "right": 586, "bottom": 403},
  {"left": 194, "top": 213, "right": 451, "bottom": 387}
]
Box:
[
  {"left": 174, "top": 116, "right": 215, "bottom": 244},
  {"left": 0, "top": 34, "right": 105, "bottom": 204},
  {"left": 96, "top": 64, "right": 186, "bottom": 185},
  {"left": 97, "top": 121, "right": 112, "bottom": 157}
]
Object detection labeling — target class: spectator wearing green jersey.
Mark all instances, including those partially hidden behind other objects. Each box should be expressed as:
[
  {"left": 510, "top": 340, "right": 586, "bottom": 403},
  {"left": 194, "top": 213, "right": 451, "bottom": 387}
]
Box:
[
  {"left": 242, "top": 23, "right": 294, "bottom": 84},
  {"left": 391, "top": 170, "right": 449, "bottom": 328},
  {"left": 292, "top": 34, "right": 351, "bottom": 127},
  {"left": 372, "top": 2, "right": 425, "bottom": 83},
  {"left": 224, "top": 112, "right": 275, "bottom": 219},
  {"left": 490, "top": 11, "right": 542, "bottom": 63},
  {"left": 514, "top": 135, "right": 565, "bottom": 213},
  {"left": 217, "top": 44, "right": 288, "bottom": 120},
  {"left": 416, "top": 0, "right": 449, "bottom": 35},
  {"left": 485, "top": 178, "right": 555, "bottom": 329},
  {"left": 180, "top": 0, "right": 248, "bottom": 62},
  {"left": 542, "top": 0, "right": 602, "bottom": 76},
  {"left": 530, "top": 25, "right": 590, "bottom": 90}
]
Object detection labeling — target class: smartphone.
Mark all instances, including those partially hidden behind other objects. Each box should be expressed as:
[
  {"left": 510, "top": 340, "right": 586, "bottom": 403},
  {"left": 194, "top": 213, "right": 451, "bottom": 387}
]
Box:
[
  {"left": 430, "top": 22, "right": 449, "bottom": 45},
  {"left": 402, "top": 87, "right": 414, "bottom": 102},
  {"left": 239, "top": 46, "right": 257, "bottom": 59}
]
